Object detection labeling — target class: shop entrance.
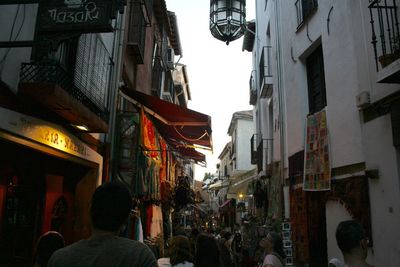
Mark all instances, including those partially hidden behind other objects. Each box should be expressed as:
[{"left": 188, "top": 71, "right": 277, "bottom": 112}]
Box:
[{"left": 0, "top": 138, "right": 94, "bottom": 267}]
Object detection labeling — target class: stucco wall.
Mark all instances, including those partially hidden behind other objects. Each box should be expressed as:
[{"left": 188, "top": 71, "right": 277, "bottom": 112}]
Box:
[
  {"left": 236, "top": 118, "right": 254, "bottom": 170},
  {"left": 363, "top": 114, "right": 400, "bottom": 266}
]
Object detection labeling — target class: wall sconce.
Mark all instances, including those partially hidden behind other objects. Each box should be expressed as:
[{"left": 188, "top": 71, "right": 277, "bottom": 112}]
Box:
[{"left": 210, "top": 0, "right": 246, "bottom": 45}]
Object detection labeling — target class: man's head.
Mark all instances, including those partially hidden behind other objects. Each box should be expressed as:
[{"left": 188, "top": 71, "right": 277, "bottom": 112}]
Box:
[
  {"left": 90, "top": 182, "right": 132, "bottom": 232},
  {"left": 336, "top": 220, "right": 368, "bottom": 258}
]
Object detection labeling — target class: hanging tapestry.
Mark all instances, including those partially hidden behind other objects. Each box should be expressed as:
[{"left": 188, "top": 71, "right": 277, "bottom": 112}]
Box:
[
  {"left": 289, "top": 187, "right": 309, "bottom": 264},
  {"left": 303, "top": 109, "right": 331, "bottom": 191}
]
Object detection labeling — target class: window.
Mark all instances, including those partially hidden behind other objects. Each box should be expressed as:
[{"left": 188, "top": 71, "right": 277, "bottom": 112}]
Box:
[
  {"left": 127, "top": 0, "right": 152, "bottom": 64},
  {"left": 295, "top": 0, "right": 318, "bottom": 28},
  {"left": 306, "top": 46, "right": 326, "bottom": 114}
]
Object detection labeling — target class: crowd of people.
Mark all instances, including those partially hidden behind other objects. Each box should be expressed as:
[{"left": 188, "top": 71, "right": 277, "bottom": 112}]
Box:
[{"left": 33, "top": 182, "right": 373, "bottom": 267}]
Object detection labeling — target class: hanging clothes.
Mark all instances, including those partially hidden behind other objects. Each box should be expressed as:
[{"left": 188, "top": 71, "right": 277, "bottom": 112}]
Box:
[{"left": 150, "top": 205, "right": 163, "bottom": 238}]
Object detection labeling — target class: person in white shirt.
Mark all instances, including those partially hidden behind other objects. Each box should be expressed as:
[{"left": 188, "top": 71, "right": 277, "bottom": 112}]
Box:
[
  {"left": 259, "top": 232, "right": 285, "bottom": 267},
  {"left": 157, "top": 235, "right": 193, "bottom": 267}
]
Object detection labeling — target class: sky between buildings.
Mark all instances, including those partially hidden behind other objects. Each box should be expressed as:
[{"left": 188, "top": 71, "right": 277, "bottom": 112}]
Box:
[{"left": 166, "top": 0, "right": 255, "bottom": 181}]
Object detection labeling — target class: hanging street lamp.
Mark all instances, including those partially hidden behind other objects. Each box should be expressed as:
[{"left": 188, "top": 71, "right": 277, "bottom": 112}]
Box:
[{"left": 210, "top": 0, "right": 246, "bottom": 45}]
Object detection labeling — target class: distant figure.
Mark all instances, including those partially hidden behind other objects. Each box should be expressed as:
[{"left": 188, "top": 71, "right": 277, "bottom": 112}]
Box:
[
  {"left": 328, "top": 257, "right": 345, "bottom": 267},
  {"left": 335, "top": 220, "right": 373, "bottom": 267},
  {"left": 259, "top": 232, "right": 285, "bottom": 267},
  {"left": 195, "top": 233, "right": 220, "bottom": 267},
  {"left": 48, "top": 182, "right": 157, "bottom": 267},
  {"left": 189, "top": 228, "right": 200, "bottom": 255},
  {"left": 35, "top": 231, "right": 65, "bottom": 267},
  {"left": 218, "top": 231, "right": 233, "bottom": 267},
  {"left": 157, "top": 235, "right": 193, "bottom": 267}
]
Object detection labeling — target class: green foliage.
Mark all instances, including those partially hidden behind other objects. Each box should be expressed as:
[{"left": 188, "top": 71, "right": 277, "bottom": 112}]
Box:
[{"left": 203, "top": 172, "right": 214, "bottom": 181}]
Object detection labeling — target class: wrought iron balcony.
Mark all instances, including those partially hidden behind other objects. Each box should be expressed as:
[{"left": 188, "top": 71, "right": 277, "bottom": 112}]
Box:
[
  {"left": 19, "top": 61, "right": 109, "bottom": 132},
  {"left": 369, "top": 0, "right": 400, "bottom": 83}
]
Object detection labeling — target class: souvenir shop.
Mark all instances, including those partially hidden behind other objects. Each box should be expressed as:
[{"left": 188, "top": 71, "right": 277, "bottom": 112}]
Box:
[
  {"left": 115, "top": 88, "right": 212, "bottom": 255},
  {"left": 0, "top": 106, "right": 103, "bottom": 265}
]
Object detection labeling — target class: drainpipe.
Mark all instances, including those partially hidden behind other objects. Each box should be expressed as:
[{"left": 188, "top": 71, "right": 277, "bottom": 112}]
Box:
[
  {"left": 107, "top": 9, "right": 126, "bottom": 181},
  {"left": 274, "top": 0, "right": 288, "bottom": 219}
]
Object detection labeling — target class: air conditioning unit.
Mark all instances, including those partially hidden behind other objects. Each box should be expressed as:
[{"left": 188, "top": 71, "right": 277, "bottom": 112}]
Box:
[
  {"left": 356, "top": 91, "right": 371, "bottom": 109},
  {"left": 167, "top": 48, "right": 175, "bottom": 69}
]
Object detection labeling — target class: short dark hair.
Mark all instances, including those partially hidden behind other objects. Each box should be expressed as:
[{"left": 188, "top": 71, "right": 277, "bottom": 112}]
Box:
[
  {"left": 195, "top": 233, "right": 219, "bottom": 267},
  {"left": 336, "top": 220, "right": 365, "bottom": 254},
  {"left": 90, "top": 182, "right": 132, "bottom": 231},
  {"left": 36, "top": 231, "right": 65, "bottom": 267},
  {"left": 169, "top": 235, "right": 193, "bottom": 265}
]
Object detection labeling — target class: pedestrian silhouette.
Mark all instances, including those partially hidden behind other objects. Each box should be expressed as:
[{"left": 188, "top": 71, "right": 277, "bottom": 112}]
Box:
[
  {"left": 195, "top": 233, "right": 220, "bottom": 267},
  {"left": 157, "top": 235, "right": 193, "bottom": 267},
  {"left": 35, "top": 231, "right": 65, "bottom": 267},
  {"left": 48, "top": 182, "right": 157, "bottom": 267},
  {"left": 335, "top": 220, "right": 373, "bottom": 267}
]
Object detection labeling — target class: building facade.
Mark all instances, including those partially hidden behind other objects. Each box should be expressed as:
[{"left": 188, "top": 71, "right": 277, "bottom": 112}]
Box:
[
  {"left": 246, "top": 0, "right": 400, "bottom": 266},
  {"left": 0, "top": 1, "right": 212, "bottom": 265}
]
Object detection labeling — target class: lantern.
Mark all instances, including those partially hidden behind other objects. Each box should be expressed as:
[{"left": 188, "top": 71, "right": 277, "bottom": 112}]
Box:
[{"left": 210, "top": 0, "right": 246, "bottom": 45}]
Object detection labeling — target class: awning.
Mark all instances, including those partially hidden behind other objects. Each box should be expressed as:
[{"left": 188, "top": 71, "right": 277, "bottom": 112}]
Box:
[
  {"left": 208, "top": 181, "right": 229, "bottom": 190},
  {"left": 219, "top": 198, "right": 233, "bottom": 209},
  {"left": 175, "top": 146, "right": 206, "bottom": 163},
  {"left": 120, "top": 87, "right": 212, "bottom": 150},
  {"left": 227, "top": 169, "right": 257, "bottom": 198}
]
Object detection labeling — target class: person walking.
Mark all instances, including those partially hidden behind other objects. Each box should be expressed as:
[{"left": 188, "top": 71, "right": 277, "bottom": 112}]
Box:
[
  {"left": 259, "top": 232, "right": 285, "bottom": 267},
  {"left": 48, "top": 182, "right": 157, "bottom": 267},
  {"left": 35, "top": 231, "right": 65, "bottom": 267},
  {"left": 335, "top": 220, "right": 373, "bottom": 267},
  {"left": 218, "top": 231, "right": 233, "bottom": 267},
  {"left": 157, "top": 235, "right": 193, "bottom": 267},
  {"left": 194, "top": 233, "right": 220, "bottom": 267}
]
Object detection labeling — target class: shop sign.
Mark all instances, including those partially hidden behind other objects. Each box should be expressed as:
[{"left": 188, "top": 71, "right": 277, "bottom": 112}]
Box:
[
  {"left": 0, "top": 107, "right": 101, "bottom": 163},
  {"left": 38, "top": 0, "right": 114, "bottom": 33}
]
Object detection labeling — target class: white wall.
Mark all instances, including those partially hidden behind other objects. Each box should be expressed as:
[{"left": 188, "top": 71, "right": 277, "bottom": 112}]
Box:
[
  {"left": 236, "top": 118, "right": 254, "bottom": 170},
  {"left": 325, "top": 200, "right": 352, "bottom": 263},
  {"left": 362, "top": 114, "right": 400, "bottom": 266},
  {"left": 254, "top": 0, "right": 400, "bottom": 266}
]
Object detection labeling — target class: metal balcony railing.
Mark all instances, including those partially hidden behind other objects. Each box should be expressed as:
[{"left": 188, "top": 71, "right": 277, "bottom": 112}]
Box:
[
  {"left": 20, "top": 61, "right": 109, "bottom": 122},
  {"left": 369, "top": 0, "right": 400, "bottom": 70},
  {"left": 295, "top": 0, "right": 318, "bottom": 28}
]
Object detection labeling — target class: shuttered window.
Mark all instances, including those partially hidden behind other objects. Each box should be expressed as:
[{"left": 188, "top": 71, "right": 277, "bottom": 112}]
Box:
[{"left": 306, "top": 46, "right": 327, "bottom": 114}]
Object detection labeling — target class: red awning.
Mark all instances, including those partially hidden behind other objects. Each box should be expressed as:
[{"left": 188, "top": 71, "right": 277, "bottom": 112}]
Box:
[
  {"left": 120, "top": 87, "right": 213, "bottom": 150},
  {"left": 219, "top": 199, "right": 233, "bottom": 209}
]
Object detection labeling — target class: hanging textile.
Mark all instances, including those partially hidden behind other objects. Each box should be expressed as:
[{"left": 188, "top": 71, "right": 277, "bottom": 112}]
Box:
[
  {"left": 159, "top": 137, "right": 167, "bottom": 181},
  {"left": 141, "top": 108, "right": 158, "bottom": 158},
  {"left": 150, "top": 205, "right": 163, "bottom": 238},
  {"left": 303, "top": 109, "right": 331, "bottom": 191}
]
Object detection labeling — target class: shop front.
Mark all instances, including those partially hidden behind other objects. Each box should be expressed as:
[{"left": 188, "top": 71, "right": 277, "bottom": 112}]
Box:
[
  {"left": 0, "top": 107, "right": 103, "bottom": 266},
  {"left": 115, "top": 88, "right": 212, "bottom": 254}
]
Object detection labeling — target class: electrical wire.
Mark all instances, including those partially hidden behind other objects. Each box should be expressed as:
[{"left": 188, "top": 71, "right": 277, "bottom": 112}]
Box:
[{"left": 0, "top": 4, "right": 27, "bottom": 74}]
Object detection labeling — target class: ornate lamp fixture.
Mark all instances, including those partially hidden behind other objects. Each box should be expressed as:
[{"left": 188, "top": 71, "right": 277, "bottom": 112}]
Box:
[{"left": 210, "top": 0, "right": 246, "bottom": 45}]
